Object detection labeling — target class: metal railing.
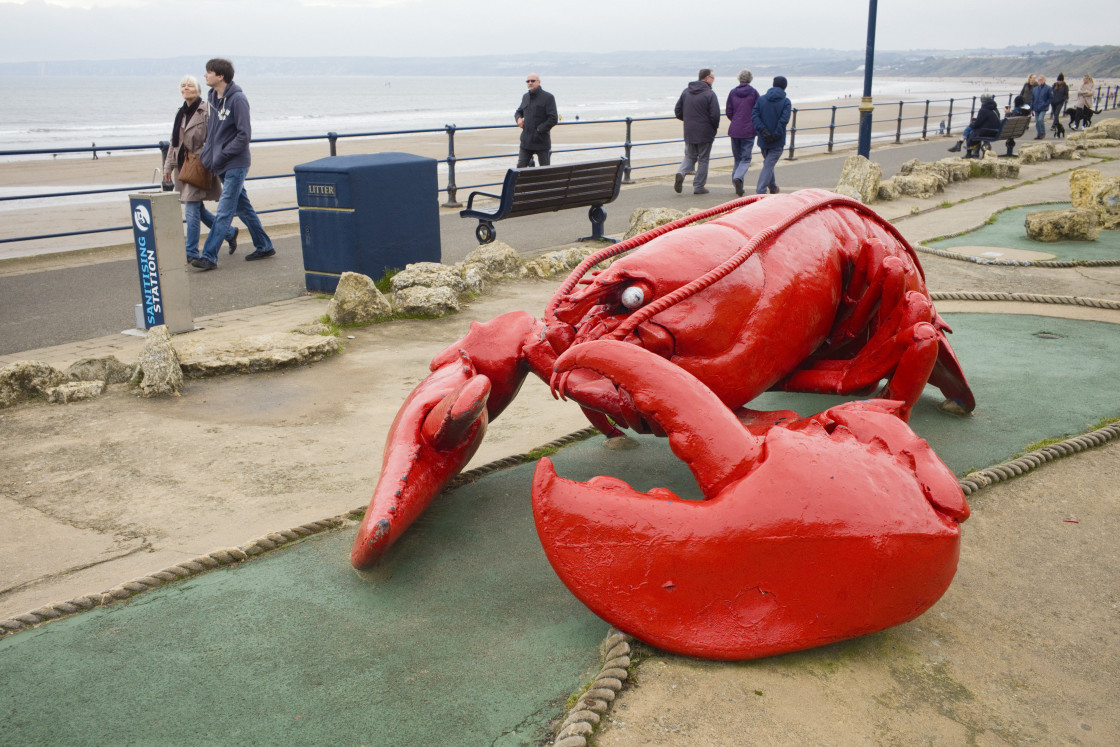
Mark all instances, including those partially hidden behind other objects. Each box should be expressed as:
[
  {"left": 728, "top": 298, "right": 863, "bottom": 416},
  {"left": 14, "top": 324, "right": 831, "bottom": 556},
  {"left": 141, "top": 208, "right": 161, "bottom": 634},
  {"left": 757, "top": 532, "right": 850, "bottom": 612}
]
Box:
[{"left": 1, "top": 85, "right": 1117, "bottom": 249}]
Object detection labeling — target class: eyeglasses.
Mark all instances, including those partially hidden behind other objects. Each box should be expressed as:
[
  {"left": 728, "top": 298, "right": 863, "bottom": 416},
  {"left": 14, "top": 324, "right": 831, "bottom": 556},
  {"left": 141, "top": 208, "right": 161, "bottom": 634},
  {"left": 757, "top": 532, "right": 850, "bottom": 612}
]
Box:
[{"left": 526, "top": 79, "right": 538, "bottom": 83}]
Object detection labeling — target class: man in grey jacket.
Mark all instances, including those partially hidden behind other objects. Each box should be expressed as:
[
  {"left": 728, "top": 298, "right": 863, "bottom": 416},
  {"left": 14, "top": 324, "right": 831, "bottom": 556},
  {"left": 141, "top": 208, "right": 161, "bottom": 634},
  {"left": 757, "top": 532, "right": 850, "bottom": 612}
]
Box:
[
  {"left": 673, "top": 69, "right": 720, "bottom": 195},
  {"left": 515, "top": 73, "right": 558, "bottom": 167},
  {"left": 195, "top": 57, "right": 275, "bottom": 270}
]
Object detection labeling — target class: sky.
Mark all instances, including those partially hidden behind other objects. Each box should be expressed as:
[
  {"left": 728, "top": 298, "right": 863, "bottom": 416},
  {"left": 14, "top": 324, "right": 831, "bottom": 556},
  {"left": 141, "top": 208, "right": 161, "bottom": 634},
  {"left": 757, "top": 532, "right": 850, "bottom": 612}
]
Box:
[{"left": 0, "top": 0, "right": 1116, "bottom": 63}]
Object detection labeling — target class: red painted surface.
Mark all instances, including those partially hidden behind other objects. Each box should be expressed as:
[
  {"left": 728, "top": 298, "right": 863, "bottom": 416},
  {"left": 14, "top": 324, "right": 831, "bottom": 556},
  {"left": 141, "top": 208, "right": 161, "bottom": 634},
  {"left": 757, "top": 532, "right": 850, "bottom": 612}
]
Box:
[{"left": 351, "top": 190, "right": 973, "bottom": 657}]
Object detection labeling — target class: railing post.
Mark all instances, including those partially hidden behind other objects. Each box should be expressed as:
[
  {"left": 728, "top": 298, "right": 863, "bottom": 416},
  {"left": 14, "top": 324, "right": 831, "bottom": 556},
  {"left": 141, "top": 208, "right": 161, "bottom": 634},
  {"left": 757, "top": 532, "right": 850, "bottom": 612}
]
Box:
[
  {"left": 947, "top": 98, "right": 955, "bottom": 135},
  {"left": 441, "top": 124, "right": 461, "bottom": 208},
  {"left": 827, "top": 106, "right": 837, "bottom": 153},
  {"left": 895, "top": 101, "right": 903, "bottom": 144},
  {"left": 622, "top": 117, "right": 634, "bottom": 184},
  {"left": 969, "top": 96, "right": 977, "bottom": 122},
  {"left": 327, "top": 132, "right": 338, "bottom": 157},
  {"left": 921, "top": 100, "right": 930, "bottom": 139},
  {"left": 785, "top": 108, "right": 798, "bottom": 160}
]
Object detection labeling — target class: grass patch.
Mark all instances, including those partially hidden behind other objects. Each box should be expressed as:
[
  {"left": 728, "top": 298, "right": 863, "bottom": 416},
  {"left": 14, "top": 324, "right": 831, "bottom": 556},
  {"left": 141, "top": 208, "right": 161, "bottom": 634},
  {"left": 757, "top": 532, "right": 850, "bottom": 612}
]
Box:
[
  {"left": 939, "top": 200, "right": 953, "bottom": 209},
  {"left": 373, "top": 267, "right": 402, "bottom": 294},
  {"left": 524, "top": 444, "right": 561, "bottom": 461}
]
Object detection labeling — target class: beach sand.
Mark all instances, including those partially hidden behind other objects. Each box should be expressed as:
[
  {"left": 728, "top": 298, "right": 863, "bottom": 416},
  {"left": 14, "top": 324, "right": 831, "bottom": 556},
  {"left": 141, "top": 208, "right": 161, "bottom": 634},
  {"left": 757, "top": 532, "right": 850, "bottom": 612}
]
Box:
[{"left": 0, "top": 95, "right": 976, "bottom": 260}]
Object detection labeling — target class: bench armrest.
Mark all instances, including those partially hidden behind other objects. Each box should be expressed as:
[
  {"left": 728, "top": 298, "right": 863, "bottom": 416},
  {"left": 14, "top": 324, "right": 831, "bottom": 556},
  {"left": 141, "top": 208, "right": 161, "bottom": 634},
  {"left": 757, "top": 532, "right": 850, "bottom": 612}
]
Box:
[{"left": 464, "top": 190, "right": 502, "bottom": 210}]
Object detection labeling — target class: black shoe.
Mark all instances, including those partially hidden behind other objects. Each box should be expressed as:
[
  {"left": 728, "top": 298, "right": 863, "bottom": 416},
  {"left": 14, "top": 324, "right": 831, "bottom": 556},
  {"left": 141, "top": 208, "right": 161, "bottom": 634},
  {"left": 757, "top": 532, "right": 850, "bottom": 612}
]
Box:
[
  {"left": 245, "top": 248, "right": 276, "bottom": 261},
  {"left": 769, "top": 185, "right": 780, "bottom": 194},
  {"left": 673, "top": 173, "right": 684, "bottom": 194},
  {"left": 227, "top": 226, "right": 239, "bottom": 255},
  {"left": 191, "top": 257, "right": 217, "bottom": 271},
  {"left": 693, "top": 187, "right": 709, "bottom": 195},
  {"left": 947, "top": 141, "right": 963, "bottom": 152},
  {"left": 733, "top": 178, "right": 744, "bottom": 197},
  {"left": 186, "top": 254, "right": 200, "bottom": 264}
]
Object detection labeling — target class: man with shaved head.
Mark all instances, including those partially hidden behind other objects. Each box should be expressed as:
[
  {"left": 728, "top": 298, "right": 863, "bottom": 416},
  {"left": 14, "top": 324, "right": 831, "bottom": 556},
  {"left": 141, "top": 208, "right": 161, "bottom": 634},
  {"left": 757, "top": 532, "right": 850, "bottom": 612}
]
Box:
[{"left": 515, "top": 73, "right": 558, "bottom": 167}]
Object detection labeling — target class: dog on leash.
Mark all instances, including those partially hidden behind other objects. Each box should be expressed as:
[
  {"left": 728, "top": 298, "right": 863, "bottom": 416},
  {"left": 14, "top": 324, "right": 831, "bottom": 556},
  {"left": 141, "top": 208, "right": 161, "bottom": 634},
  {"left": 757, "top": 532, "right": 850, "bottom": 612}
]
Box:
[
  {"left": 1066, "top": 106, "right": 1096, "bottom": 131},
  {"left": 1051, "top": 119, "right": 1065, "bottom": 138}
]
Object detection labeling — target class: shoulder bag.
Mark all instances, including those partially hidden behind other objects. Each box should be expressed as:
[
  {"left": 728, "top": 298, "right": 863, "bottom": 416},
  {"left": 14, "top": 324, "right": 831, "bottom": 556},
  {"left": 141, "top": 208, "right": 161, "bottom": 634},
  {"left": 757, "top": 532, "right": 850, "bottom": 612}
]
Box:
[{"left": 178, "top": 150, "right": 212, "bottom": 189}]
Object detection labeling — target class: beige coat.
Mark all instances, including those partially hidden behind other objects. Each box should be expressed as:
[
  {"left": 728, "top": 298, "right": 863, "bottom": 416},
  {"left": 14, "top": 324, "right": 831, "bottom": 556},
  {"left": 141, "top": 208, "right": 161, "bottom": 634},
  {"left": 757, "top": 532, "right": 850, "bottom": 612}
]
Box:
[
  {"left": 1077, "top": 78, "right": 1095, "bottom": 110},
  {"left": 163, "top": 100, "right": 221, "bottom": 202}
]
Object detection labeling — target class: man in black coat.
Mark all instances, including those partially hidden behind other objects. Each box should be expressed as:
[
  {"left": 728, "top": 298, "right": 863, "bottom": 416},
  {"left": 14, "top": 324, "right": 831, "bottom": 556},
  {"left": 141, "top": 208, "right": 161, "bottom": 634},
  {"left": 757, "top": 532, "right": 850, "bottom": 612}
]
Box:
[
  {"left": 673, "top": 68, "right": 720, "bottom": 195},
  {"left": 515, "top": 73, "right": 558, "bottom": 167}
]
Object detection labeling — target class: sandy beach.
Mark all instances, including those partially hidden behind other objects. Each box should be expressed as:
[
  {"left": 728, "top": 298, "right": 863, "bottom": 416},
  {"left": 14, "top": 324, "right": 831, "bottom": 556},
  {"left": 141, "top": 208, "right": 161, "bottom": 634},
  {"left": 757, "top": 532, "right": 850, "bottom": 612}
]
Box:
[{"left": 0, "top": 84, "right": 1049, "bottom": 260}]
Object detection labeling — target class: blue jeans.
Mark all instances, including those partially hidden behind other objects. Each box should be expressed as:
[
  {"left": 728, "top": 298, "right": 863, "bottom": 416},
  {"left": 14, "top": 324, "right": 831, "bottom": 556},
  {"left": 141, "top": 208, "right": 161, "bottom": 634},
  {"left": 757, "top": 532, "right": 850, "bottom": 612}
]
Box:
[
  {"left": 756, "top": 145, "right": 782, "bottom": 194},
  {"left": 1034, "top": 111, "right": 1047, "bottom": 137},
  {"left": 677, "top": 141, "right": 713, "bottom": 191},
  {"left": 201, "top": 167, "right": 273, "bottom": 263},
  {"left": 184, "top": 201, "right": 232, "bottom": 259},
  {"left": 730, "top": 136, "right": 754, "bottom": 182}
]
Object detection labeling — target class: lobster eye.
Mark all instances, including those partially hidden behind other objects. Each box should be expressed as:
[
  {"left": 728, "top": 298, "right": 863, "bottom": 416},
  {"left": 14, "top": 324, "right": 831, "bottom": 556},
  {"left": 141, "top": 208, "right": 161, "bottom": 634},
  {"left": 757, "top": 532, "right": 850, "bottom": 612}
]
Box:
[{"left": 620, "top": 285, "right": 645, "bottom": 310}]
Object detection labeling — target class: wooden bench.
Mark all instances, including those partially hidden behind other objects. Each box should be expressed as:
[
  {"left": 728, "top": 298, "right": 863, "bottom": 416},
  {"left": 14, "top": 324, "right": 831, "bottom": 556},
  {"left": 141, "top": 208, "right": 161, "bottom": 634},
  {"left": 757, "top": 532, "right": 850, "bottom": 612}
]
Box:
[
  {"left": 968, "top": 115, "right": 1032, "bottom": 158},
  {"left": 460, "top": 158, "right": 626, "bottom": 245}
]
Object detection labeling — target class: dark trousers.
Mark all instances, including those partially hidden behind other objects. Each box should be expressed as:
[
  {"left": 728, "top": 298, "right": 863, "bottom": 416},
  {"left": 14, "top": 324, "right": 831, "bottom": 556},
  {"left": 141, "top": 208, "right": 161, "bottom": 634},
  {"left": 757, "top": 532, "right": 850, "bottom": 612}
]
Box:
[{"left": 517, "top": 148, "right": 550, "bottom": 167}]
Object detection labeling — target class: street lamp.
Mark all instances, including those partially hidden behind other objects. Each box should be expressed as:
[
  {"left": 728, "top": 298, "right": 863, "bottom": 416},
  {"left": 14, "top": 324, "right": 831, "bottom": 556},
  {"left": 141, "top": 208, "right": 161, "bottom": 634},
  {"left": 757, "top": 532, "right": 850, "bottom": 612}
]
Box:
[{"left": 857, "top": 0, "right": 878, "bottom": 158}]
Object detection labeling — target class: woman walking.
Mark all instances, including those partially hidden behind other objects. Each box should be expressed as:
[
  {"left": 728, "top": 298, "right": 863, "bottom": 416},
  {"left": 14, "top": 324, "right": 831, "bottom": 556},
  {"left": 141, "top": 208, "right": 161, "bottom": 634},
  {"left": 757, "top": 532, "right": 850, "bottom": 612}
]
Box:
[
  {"left": 162, "top": 75, "right": 237, "bottom": 262},
  {"left": 725, "top": 69, "right": 759, "bottom": 197}
]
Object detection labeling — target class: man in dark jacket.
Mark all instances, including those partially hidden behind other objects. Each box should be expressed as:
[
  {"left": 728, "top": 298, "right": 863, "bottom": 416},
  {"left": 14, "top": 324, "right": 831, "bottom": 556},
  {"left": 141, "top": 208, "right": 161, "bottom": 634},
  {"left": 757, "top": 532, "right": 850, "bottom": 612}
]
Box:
[
  {"left": 196, "top": 58, "right": 274, "bottom": 270},
  {"left": 751, "top": 76, "right": 791, "bottom": 195},
  {"left": 673, "top": 69, "right": 720, "bottom": 195},
  {"left": 1030, "top": 75, "right": 1053, "bottom": 140},
  {"left": 515, "top": 74, "right": 558, "bottom": 167}
]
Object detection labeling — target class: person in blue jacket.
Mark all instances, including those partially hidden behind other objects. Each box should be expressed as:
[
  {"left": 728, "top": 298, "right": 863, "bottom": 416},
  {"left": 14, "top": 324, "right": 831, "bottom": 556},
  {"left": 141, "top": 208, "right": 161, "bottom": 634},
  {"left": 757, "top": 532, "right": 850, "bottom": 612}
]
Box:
[
  {"left": 196, "top": 58, "right": 275, "bottom": 270},
  {"left": 751, "top": 76, "right": 792, "bottom": 195},
  {"left": 1030, "top": 75, "right": 1053, "bottom": 140}
]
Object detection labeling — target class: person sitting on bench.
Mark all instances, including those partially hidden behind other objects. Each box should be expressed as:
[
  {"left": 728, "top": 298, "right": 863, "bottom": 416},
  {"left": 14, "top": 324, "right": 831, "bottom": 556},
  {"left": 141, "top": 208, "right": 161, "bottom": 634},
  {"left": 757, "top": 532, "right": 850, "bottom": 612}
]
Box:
[{"left": 946, "top": 94, "right": 1000, "bottom": 158}]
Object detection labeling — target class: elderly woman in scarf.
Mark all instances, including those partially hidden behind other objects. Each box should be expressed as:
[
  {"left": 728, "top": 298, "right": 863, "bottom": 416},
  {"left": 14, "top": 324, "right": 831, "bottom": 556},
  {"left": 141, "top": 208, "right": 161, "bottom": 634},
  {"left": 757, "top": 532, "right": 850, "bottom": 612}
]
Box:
[{"left": 162, "top": 74, "right": 238, "bottom": 262}]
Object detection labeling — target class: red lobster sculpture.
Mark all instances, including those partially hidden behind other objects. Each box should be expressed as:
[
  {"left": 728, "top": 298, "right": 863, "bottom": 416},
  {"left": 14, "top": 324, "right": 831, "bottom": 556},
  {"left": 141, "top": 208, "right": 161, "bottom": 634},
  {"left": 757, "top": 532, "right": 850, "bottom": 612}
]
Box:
[{"left": 352, "top": 189, "right": 975, "bottom": 660}]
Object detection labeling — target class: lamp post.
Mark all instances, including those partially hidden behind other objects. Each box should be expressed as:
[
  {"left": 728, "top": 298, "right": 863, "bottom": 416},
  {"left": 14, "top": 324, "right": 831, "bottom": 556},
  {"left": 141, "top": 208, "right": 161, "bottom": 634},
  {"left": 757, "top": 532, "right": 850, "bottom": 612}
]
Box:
[{"left": 857, "top": 0, "right": 878, "bottom": 158}]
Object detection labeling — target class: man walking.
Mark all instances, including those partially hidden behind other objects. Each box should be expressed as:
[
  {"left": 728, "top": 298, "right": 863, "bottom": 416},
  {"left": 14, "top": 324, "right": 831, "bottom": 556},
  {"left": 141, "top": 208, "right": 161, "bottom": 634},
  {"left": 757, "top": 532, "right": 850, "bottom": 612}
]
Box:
[
  {"left": 673, "top": 69, "right": 720, "bottom": 195},
  {"left": 751, "top": 76, "right": 792, "bottom": 195},
  {"left": 1030, "top": 74, "right": 1053, "bottom": 140},
  {"left": 195, "top": 57, "right": 275, "bottom": 270},
  {"left": 515, "top": 73, "right": 558, "bottom": 167}
]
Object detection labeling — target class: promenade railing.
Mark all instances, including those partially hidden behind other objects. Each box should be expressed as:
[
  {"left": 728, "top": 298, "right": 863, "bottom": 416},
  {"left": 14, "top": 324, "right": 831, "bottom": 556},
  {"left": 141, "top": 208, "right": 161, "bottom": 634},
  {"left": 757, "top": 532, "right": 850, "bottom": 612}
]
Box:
[{"left": 2, "top": 85, "right": 1118, "bottom": 249}]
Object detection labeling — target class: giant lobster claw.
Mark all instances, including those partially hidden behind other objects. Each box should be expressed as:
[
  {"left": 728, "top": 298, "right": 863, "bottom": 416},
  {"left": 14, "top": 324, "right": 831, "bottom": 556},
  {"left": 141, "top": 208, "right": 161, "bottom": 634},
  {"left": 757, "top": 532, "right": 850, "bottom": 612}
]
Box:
[{"left": 533, "top": 340, "right": 967, "bottom": 660}]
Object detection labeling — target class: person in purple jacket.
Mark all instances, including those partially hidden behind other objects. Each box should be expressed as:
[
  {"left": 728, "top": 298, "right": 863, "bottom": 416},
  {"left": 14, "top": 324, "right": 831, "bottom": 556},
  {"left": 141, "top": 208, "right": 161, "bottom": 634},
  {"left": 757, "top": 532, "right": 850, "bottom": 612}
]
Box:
[
  {"left": 725, "top": 69, "right": 759, "bottom": 197},
  {"left": 195, "top": 58, "right": 275, "bottom": 271}
]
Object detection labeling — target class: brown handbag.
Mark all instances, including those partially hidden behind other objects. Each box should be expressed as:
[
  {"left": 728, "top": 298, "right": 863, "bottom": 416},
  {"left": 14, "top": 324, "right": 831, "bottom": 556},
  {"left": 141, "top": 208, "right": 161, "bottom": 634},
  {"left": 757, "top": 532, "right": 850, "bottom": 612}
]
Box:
[{"left": 178, "top": 150, "right": 212, "bottom": 189}]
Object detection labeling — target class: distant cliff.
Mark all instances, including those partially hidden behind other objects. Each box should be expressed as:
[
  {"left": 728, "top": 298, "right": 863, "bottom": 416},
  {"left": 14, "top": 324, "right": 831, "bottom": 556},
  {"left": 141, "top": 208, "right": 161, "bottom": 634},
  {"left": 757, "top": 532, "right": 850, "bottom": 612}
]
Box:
[{"left": 1, "top": 45, "right": 1116, "bottom": 78}]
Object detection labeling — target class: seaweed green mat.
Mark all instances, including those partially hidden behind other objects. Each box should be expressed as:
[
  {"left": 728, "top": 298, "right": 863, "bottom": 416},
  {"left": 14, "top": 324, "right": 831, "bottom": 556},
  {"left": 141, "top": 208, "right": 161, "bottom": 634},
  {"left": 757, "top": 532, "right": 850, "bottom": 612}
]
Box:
[
  {"left": 1, "top": 313, "right": 1118, "bottom": 745},
  {"left": 928, "top": 202, "right": 1120, "bottom": 261}
]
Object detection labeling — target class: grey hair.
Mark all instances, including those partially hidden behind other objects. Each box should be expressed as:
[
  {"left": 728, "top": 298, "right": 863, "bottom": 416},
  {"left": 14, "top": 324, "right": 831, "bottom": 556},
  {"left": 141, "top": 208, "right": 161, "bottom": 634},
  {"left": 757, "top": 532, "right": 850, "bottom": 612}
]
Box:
[
  {"left": 738, "top": 69, "right": 753, "bottom": 84},
  {"left": 179, "top": 75, "right": 202, "bottom": 98}
]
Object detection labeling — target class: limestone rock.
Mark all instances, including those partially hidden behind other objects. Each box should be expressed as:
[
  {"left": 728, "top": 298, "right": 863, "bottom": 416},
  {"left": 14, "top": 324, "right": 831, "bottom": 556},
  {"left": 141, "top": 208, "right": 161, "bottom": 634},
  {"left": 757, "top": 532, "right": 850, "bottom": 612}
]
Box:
[
  {"left": 900, "top": 159, "right": 949, "bottom": 188},
  {"left": 462, "top": 242, "right": 525, "bottom": 281},
  {"left": 176, "top": 333, "right": 340, "bottom": 377},
  {"left": 891, "top": 172, "right": 944, "bottom": 199},
  {"left": 132, "top": 325, "right": 183, "bottom": 398},
  {"left": 327, "top": 271, "right": 392, "bottom": 325},
  {"left": 623, "top": 207, "right": 687, "bottom": 239},
  {"left": 876, "top": 178, "right": 902, "bottom": 202},
  {"left": 1086, "top": 119, "right": 1120, "bottom": 140},
  {"left": 524, "top": 246, "right": 595, "bottom": 278},
  {"left": 969, "top": 159, "right": 1019, "bottom": 179},
  {"left": 0, "top": 360, "right": 68, "bottom": 409},
  {"left": 1070, "top": 168, "right": 1120, "bottom": 230},
  {"left": 390, "top": 262, "right": 467, "bottom": 294},
  {"left": 291, "top": 322, "right": 333, "bottom": 336},
  {"left": 835, "top": 155, "right": 882, "bottom": 204},
  {"left": 1018, "top": 143, "right": 1053, "bottom": 164},
  {"left": 459, "top": 264, "right": 488, "bottom": 294},
  {"left": 1024, "top": 208, "right": 1099, "bottom": 242},
  {"left": 66, "top": 355, "right": 134, "bottom": 384},
  {"left": 47, "top": 380, "right": 105, "bottom": 404},
  {"left": 392, "top": 286, "right": 461, "bottom": 317}
]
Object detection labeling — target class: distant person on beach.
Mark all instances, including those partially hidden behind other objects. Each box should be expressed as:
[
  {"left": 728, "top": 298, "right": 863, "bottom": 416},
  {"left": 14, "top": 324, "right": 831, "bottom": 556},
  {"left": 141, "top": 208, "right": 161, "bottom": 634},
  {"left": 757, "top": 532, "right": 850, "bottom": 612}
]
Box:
[
  {"left": 515, "top": 73, "right": 558, "bottom": 167},
  {"left": 91, "top": 142, "right": 98, "bottom": 160},
  {"left": 163, "top": 74, "right": 238, "bottom": 263},
  {"left": 196, "top": 58, "right": 275, "bottom": 270},
  {"left": 1050, "top": 73, "right": 1069, "bottom": 128},
  {"left": 1030, "top": 75, "right": 1053, "bottom": 139},
  {"left": 673, "top": 68, "right": 720, "bottom": 195},
  {"left": 751, "top": 76, "right": 791, "bottom": 194},
  {"left": 725, "top": 69, "right": 759, "bottom": 197}
]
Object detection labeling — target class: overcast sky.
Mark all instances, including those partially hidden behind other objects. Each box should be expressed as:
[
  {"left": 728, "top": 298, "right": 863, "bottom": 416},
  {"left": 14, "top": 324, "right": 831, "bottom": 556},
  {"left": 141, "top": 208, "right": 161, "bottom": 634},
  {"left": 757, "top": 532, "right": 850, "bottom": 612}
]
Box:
[{"left": 1, "top": 0, "right": 1116, "bottom": 63}]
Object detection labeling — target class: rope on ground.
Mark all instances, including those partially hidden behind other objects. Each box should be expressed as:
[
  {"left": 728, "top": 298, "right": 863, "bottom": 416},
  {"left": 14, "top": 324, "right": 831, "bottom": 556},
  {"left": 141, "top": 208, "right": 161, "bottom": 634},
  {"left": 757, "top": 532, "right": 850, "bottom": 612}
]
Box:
[
  {"left": 958, "top": 420, "right": 1120, "bottom": 497},
  {"left": 550, "top": 628, "right": 634, "bottom": 747},
  {"left": 0, "top": 427, "right": 603, "bottom": 639},
  {"left": 916, "top": 244, "right": 1120, "bottom": 268},
  {"left": 930, "top": 291, "right": 1120, "bottom": 310}
]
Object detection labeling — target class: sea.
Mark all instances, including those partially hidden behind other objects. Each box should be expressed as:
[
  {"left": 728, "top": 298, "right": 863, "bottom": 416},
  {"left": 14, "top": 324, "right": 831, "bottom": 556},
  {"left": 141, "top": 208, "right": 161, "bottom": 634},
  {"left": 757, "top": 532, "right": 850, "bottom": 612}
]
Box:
[{"left": 0, "top": 74, "right": 1017, "bottom": 158}]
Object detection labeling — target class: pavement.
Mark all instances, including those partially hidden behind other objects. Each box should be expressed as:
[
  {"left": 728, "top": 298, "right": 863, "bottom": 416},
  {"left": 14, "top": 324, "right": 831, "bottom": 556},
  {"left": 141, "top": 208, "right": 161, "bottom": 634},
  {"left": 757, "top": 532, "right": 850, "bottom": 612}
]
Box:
[{"left": 2, "top": 128, "right": 1120, "bottom": 745}]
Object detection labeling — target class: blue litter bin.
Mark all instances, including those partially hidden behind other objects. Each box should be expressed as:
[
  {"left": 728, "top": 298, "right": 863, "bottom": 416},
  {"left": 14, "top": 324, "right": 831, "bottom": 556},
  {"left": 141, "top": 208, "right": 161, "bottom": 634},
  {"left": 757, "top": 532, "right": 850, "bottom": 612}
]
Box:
[{"left": 294, "top": 152, "right": 441, "bottom": 293}]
